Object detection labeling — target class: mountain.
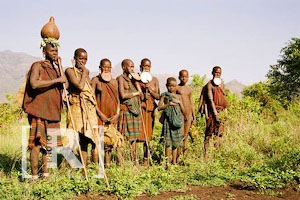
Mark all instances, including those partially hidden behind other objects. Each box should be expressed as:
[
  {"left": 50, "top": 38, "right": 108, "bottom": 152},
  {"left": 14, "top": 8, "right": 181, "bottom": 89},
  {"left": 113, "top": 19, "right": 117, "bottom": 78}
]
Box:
[
  {"left": 225, "top": 79, "right": 246, "bottom": 98},
  {"left": 0, "top": 50, "right": 246, "bottom": 102},
  {"left": 0, "top": 50, "right": 40, "bottom": 102}
]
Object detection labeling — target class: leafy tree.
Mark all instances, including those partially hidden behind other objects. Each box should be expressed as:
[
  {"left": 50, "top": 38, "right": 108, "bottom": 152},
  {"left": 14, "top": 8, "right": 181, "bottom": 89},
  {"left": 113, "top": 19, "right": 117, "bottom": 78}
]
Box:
[{"left": 267, "top": 38, "right": 300, "bottom": 100}]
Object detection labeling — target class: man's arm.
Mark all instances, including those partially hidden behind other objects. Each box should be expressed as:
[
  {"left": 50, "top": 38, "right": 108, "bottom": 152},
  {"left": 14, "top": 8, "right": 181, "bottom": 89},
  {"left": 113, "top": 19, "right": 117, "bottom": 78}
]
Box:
[
  {"left": 30, "top": 63, "right": 66, "bottom": 90},
  {"left": 178, "top": 96, "right": 185, "bottom": 115},
  {"left": 207, "top": 83, "right": 219, "bottom": 119},
  {"left": 147, "top": 78, "right": 160, "bottom": 100},
  {"left": 157, "top": 96, "right": 169, "bottom": 111},
  {"left": 189, "top": 89, "right": 196, "bottom": 123},
  {"left": 65, "top": 68, "right": 88, "bottom": 91}
]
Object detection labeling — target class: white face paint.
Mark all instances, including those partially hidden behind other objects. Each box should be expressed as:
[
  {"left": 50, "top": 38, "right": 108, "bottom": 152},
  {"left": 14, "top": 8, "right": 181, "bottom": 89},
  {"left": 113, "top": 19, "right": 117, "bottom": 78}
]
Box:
[{"left": 213, "top": 77, "right": 222, "bottom": 86}]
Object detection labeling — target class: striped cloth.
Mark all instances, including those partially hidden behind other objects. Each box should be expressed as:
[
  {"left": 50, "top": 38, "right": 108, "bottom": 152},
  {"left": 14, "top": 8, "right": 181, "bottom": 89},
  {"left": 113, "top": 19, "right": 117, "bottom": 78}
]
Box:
[
  {"left": 118, "top": 75, "right": 141, "bottom": 141},
  {"left": 28, "top": 115, "right": 62, "bottom": 150},
  {"left": 161, "top": 92, "right": 183, "bottom": 148}
]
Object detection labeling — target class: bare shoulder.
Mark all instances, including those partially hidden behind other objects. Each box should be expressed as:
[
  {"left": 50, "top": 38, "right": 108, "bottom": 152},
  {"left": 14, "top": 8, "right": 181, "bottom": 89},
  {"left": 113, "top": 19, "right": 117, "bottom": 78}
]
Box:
[
  {"left": 91, "top": 76, "right": 99, "bottom": 83},
  {"left": 116, "top": 75, "right": 122, "bottom": 81},
  {"left": 30, "top": 61, "right": 43, "bottom": 71},
  {"left": 152, "top": 76, "right": 159, "bottom": 83},
  {"left": 111, "top": 78, "right": 118, "bottom": 85}
]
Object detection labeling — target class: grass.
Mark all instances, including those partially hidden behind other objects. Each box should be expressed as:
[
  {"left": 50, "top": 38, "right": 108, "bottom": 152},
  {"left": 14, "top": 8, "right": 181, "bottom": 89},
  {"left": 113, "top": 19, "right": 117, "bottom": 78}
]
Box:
[{"left": 0, "top": 95, "right": 300, "bottom": 199}]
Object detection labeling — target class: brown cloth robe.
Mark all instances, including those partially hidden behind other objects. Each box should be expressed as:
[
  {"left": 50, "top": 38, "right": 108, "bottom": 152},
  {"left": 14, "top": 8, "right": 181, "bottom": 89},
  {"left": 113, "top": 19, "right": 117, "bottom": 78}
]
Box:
[
  {"left": 95, "top": 75, "right": 119, "bottom": 125},
  {"left": 200, "top": 80, "right": 228, "bottom": 137},
  {"left": 23, "top": 60, "right": 63, "bottom": 149},
  {"left": 137, "top": 81, "right": 157, "bottom": 142}
]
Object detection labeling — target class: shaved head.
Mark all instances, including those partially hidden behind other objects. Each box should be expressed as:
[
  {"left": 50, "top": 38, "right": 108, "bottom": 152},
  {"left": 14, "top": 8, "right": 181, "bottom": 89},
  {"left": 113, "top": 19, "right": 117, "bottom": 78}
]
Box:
[
  {"left": 121, "top": 59, "right": 133, "bottom": 67},
  {"left": 74, "top": 48, "right": 87, "bottom": 58}
]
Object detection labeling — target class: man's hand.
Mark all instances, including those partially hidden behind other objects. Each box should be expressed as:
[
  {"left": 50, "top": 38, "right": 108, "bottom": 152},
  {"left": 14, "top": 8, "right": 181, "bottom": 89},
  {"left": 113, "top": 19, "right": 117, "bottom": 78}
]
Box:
[
  {"left": 192, "top": 116, "right": 196, "bottom": 126},
  {"left": 145, "top": 93, "right": 151, "bottom": 99},
  {"left": 101, "top": 115, "right": 109, "bottom": 123},
  {"left": 215, "top": 112, "right": 220, "bottom": 122},
  {"left": 109, "top": 114, "right": 119, "bottom": 124},
  {"left": 56, "top": 75, "right": 67, "bottom": 84},
  {"left": 169, "top": 102, "right": 178, "bottom": 106},
  {"left": 171, "top": 98, "right": 180, "bottom": 105},
  {"left": 54, "top": 56, "right": 61, "bottom": 67}
]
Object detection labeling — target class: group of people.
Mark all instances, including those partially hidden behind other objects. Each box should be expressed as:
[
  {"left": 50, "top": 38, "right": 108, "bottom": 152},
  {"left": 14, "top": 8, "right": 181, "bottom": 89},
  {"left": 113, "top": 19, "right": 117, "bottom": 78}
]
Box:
[
  {"left": 22, "top": 44, "right": 228, "bottom": 179},
  {"left": 22, "top": 17, "right": 228, "bottom": 179}
]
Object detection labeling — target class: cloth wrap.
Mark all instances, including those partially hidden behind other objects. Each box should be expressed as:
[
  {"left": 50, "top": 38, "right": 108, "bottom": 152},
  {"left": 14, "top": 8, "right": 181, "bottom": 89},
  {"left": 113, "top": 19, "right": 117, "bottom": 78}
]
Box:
[
  {"left": 161, "top": 92, "right": 183, "bottom": 148},
  {"left": 22, "top": 60, "right": 63, "bottom": 150},
  {"left": 118, "top": 75, "right": 142, "bottom": 141}
]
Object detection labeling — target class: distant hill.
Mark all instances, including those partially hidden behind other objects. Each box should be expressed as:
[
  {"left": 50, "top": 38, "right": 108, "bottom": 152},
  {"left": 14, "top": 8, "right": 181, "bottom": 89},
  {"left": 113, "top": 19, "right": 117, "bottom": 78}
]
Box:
[
  {"left": 225, "top": 79, "right": 246, "bottom": 98},
  {"left": 0, "top": 50, "right": 40, "bottom": 102},
  {"left": 0, "top": 50, "right": 246, "bottom": 102}
]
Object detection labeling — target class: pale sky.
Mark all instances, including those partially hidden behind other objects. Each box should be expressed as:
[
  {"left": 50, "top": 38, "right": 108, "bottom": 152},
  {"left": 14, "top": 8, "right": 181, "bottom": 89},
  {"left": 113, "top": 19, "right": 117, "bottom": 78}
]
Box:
[{"left": 1, "top": 0, "right": 300, "bottom": 85}]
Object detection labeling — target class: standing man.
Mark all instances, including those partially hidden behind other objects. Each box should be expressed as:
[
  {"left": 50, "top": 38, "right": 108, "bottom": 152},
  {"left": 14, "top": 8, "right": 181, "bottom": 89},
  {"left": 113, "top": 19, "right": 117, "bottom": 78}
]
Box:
[
  {"left": 199, "top": 66, "right": 228, "bottom": 158},
  {"left": 176, "top": 70, "right": 195, "bottom": 158},
  {"left": 117, "top": 59, "right": 142, "bottom": 165},
  {"left": 23, "top": 17, "right": 67, "bottom": 179},
  {"left": 137, "top": 58, "right": 160, "bottom": 165},
  {"left": 65, "top": 48, "right": 99, "bottom": 168},
  {"left": 91, "top": 58, "right": 121, "bottom": 167}
]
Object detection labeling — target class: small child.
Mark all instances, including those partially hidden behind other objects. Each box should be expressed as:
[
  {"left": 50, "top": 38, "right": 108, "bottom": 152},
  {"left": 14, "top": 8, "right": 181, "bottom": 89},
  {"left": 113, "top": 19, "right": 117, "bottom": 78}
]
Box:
[
  {"left": 158, "top": 77, "right": 185, "bottom": 165},
  {"left": 176, "top": 69, "right": 195, "bottom": 157}
]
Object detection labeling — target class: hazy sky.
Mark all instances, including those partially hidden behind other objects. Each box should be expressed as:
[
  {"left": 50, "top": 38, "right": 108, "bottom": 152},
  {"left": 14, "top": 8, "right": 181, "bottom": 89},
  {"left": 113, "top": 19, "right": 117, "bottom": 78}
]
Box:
[{"left": 1, "top": 0, "right": 300, "bottom": 84}]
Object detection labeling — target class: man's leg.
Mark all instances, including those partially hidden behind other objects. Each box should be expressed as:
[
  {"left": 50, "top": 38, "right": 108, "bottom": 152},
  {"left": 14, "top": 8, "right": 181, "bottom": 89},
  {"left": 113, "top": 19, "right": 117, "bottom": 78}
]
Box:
[
  {"left": 203, "top": 134, "right": 212, "bottom": 159},
  {"left": 183, "top": 114, "right": 193, "bottom": 156},
  {"left": 79, "top": 134, "right": 89, "bottom": 169},
  {"left": 115, "top": 147, "right": 124, "bottom": 166},
  {"left": 104, "top": 149, "right": 111, "bottom": 168},
  {"left": 30, "top": 145, "right": 40, "bottom": 179},
  {"left": 130, "top": 140, "right": 138, "bottom": 165},
  {"left": 41, "top": 149, "right": 49, "bottom": 178},
  {"left": 165, "top": 146, "right": 171, "bottom": 164},
  {"left": 172, "top": 147, "right": 178, "bottom": 165},
  {"left": 143, "top": 142, "right": 149, "bottom": 166}
]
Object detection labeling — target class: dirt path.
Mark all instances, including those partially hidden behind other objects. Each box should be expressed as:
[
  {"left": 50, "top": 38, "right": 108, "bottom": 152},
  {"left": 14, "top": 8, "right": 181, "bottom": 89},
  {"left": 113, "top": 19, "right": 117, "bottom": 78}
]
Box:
[{"left": 79, "top": 185, "right": 300, "bottom": 200}]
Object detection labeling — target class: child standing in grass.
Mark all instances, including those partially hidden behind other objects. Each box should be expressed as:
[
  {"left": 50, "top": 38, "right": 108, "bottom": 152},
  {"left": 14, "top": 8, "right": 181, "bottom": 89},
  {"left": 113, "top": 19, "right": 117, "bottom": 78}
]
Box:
[{"left": 158, "top": 77, "right": 185, "bottom": 165}]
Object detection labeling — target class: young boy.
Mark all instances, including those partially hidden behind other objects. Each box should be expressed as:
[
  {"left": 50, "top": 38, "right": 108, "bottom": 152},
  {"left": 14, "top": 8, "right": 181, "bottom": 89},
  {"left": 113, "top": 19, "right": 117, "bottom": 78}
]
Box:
[
  {"left": 176, "top": 70, "right": 195, "bottom": 157},
  {"left": 158, "top": 77, "right": 185, "bottom": 165}
]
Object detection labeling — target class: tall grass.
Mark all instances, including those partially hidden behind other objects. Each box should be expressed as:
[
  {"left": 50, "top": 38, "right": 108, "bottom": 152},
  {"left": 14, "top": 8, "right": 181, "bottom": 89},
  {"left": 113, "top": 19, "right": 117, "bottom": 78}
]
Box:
[{"left": 0, "top": 92, "right": 299, "bottom": 199}]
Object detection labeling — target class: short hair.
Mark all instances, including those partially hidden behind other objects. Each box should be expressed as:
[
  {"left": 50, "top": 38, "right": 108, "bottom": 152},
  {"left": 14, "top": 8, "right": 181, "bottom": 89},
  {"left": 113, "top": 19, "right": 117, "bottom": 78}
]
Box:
[
  {"left": 166, "top": 77, "right": 177, "bottom": 85},
  {"left": 141, "top": 58, "right": 151, "bottom": 65},
  {"left": 100, "top": 58, "right": 111, "bottom": 67},
  {"left": 212, "top": 66, "right": 222, "bottom": 73},
  {"left": 121, "top": 59, "right": 127, "bottom": 67},
  {"left": 74, "top": 48, "right": 87, "bottom": 58},
  {"left": 179, "top": 69, "right": 189, "bottom": 76}
]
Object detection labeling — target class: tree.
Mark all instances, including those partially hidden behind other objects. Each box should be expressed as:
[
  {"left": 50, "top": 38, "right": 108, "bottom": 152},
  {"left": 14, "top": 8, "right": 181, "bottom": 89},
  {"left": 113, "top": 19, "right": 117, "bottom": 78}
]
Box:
[{"left": 267, "top": 38, "right": 300, "bottom": 100}]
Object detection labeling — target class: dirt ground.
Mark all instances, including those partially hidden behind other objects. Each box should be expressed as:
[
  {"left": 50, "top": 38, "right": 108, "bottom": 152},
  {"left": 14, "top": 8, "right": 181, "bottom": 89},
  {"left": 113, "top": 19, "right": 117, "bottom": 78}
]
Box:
[{"left": 79, "top": 184, "right": 300, "bottom": 200}]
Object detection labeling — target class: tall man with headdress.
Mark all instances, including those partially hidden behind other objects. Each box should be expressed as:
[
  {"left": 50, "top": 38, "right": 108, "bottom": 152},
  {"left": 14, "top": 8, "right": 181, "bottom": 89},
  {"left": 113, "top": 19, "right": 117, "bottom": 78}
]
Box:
[
  {"left": 138, "top": 58, "right": 160, "bottom": 165},
  {"left": 199, "top": 66, "right": 228, "bottom": 158},
  {"left": 22, "top": 17, "right": 67, "bottom": 180},
  {"left": 65, "top": 48, "right": 99, "bottom": 168},
  {"left": 117, "top": 59, "right": 142, "bottom": 165},
  {"left": 91, "top": 58, "right": 123, "bottom": 167}
]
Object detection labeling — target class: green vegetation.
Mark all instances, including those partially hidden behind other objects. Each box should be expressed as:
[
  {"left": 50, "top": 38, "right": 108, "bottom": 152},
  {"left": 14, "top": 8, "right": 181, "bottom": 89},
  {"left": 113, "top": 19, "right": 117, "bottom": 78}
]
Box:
[
  {"left": 267, "top": 38, "right": 300, "bottom": 100},
  {"left": 0, "top": 83, "right": 299, "bottom": 199},
  {"left": 0, "top": 38, "right": 299, "bottom": 199}
]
